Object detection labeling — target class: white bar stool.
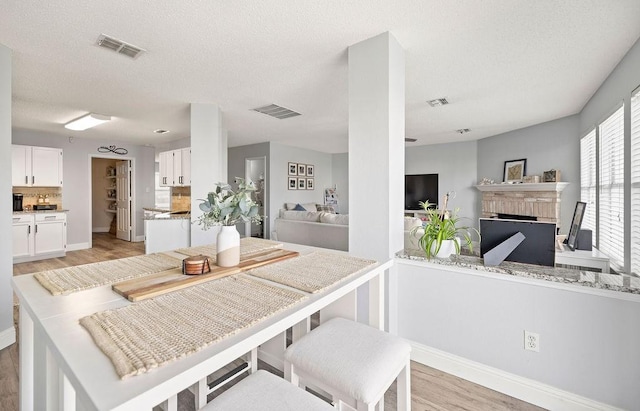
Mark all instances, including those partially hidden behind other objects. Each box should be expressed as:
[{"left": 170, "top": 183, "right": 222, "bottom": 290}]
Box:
[
  {"left": 202, "top": 369, "right": 334, "bottom": 410},
  {"left": 284, "top": 317, "right": 412, "bottom": 411}
]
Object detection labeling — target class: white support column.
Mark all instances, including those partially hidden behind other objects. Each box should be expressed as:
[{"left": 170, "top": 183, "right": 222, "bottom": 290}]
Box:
[
  {"left": 190, "top": 103, "right": 225, "bottom": 246},
  {"left": 348, "top": 32, "right": 405, "bottom": 327},
  {"left": 19, "top": 306, "right": 34, "bottom": 411}
]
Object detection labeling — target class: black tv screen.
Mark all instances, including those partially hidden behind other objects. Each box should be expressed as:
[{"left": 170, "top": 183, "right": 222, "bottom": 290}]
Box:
[
  {"left": 480, "top": 218, "right": 557, "bottom": 267},
  {"left": 405, "top": 174, "right": 438, "bottom": 210}
]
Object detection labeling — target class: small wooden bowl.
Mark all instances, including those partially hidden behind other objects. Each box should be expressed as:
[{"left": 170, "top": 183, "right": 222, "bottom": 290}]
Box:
[{"left": 182, "top": 255, "right": 211, "bottom": 275}]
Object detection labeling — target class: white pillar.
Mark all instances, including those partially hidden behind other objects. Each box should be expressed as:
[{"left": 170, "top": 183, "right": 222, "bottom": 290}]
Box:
[
  {"left": 190, "top": 103, "right": 226, "bottom": 246},
  {"left": 348, "top": 32, "right": 405, "bottom": 327},
  {"left": 0, "top": 44, "right": 16, "bottom": 348}
]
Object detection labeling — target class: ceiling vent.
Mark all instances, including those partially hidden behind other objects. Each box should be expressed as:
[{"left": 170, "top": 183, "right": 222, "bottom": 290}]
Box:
[
  {"left": 404, "top": 137, "right": 417, "bottom": 143},
  {"left": 252, "top": 104, "right": 301, "bottom": 119},
  {"left": 456, "top": 128, "right": 471, "bottom": 134},
  {"left": 96, "top": 34, "right": 146, "bottom": 59},
  {"left": 427, "top": 98, "right": 449, "bottom": 107}
]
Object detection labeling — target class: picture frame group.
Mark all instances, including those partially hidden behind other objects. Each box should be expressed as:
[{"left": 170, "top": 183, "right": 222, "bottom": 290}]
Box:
[{"left": 288, "top": 162, "right": 314, "bottom": 190}]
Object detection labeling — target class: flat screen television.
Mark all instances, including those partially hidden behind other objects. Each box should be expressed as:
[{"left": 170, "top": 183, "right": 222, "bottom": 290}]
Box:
[
  {"left": 480, "top": 218, "right": 557, "bottom": 267},
  {"left": 405, "top": 174, "right": 438, "bottom": 210}
]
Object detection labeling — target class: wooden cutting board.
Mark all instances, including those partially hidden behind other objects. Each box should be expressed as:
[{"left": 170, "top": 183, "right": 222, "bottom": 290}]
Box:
[{"left": 113, "top": 249, "right": 299, "bottom": 302}]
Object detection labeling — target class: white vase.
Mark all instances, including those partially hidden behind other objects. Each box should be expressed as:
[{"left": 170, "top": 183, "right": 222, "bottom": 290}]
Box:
[
  {"left": 430, "top": 239, "right": 459, "bottom": 258},
  {"left": 217, "top": 225, "right": 240, "bottom": 267}
]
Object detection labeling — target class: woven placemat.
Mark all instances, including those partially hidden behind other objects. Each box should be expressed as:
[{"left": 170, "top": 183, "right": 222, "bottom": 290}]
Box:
[
  {"left": 247, "top": 251, "right": 377, "bottom": 293},
  {"left": 174, "top": 237, "right": 283, "bottom": 261},
  {"left": 35, "top": 254, "right": 181, "bottom": 295},
  {"left": 80, "top": 276, "right": 306, "bottom": 379}
]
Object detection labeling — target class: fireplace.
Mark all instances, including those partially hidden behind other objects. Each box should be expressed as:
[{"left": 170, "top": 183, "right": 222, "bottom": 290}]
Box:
[{"left": 475, "top": 182, "right": 569, "bottom": 230}]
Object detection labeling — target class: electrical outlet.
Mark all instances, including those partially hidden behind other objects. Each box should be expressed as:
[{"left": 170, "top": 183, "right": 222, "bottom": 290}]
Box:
[{"left": 524, "top": 330, "right": 540, "bottom": 352}]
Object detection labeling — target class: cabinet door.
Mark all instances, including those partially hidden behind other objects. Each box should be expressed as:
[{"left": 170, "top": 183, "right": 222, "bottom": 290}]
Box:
[
  {"left": 11, "top": 145, "right": 31, "bottom": 186},
  {"left": 34, "top": 220, "right": 66, "bottom": 255},
  {"left": 159, "top": 151, "right": 174, "bottom": 187},
  {"left": 180, "top": 148, "right": 191, "bottom": 186},
  {"left": 12, "top": 221, "right": 33, "bottom": 258},
  {"left": 32, "top": 147, "right": 63, "bottom": 187},
  {"left": 172, "top": 149, "right": 183, "bottom": 186}
]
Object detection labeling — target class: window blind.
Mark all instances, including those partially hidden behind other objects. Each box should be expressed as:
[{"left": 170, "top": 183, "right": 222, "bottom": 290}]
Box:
[
  {"left": 598, "top": 105, "right": 624, "bottom": 268},
  {"left": 580, "top": 130, "right": 597, "bottom": 246},
  {"left": 631, "top": 91, "right": 640, "bottom": 275}
]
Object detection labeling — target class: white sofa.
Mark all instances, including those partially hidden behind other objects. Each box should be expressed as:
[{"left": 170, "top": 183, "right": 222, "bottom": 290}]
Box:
[{"left": 272, "top": 209, "right": 348, "bottom": 251}]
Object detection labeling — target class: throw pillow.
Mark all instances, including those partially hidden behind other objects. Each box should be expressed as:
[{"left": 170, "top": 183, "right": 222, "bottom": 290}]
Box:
[
  {"left": 292, "top": 203, "right": 306, "bottom": 211},
  {"left": 316, "top": 205, "right": 336, "bottom": 213},
  {"left": 320, "top": 213, "right": 349, "bottom": 225}
]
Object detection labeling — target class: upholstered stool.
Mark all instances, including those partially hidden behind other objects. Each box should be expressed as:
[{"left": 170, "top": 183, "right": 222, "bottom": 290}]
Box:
[
  {"left": 284, "top": 317, "right": 412, "bottom": 411},
  {"left": 202, "top": 369, "right": 334, "bottom": 411}
]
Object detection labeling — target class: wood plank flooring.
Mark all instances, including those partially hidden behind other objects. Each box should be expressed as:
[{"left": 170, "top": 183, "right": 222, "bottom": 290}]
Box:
[{"left": 3, "top": 233, "right": 545, "bottom": 411}]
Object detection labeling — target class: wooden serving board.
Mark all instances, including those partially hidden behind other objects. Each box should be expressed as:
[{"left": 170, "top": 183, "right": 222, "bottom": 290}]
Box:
[{"left": 113, "top": 249, "right": 299, "bottom": 302}]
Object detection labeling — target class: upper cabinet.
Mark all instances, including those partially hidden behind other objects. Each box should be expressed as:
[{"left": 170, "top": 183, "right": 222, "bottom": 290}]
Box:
[
  {"left": 12, "top": 145, "right": 63, "bottom": 187},
  {"left": 159, "top": 148, "right": 190, "bottom": 187}
]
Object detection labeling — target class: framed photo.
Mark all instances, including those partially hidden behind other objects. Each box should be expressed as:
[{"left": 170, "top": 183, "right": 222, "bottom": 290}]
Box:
[
  {"left": 288, "top": 177, "right": 297, "bottom": 190},
  {"left": 306, "top": 164, "right": 314, "bottom": 177},
  {"left": 503, "top": 159, "right": 527, "bottom": 183},
  {"left": 288, "top": 162, "right": 297, "bottom": 176},
  {"left": 542, "top": 169, "right": 561, "bottom": 183},
  {"left": 297, "top": 163, "right": 306, "bottom": 176},
  {"left": 297, "top": 178, "right": 306, "bottom": 190},
  {"left": 306, "top": 178, "right": 314, "bottom": 190}
]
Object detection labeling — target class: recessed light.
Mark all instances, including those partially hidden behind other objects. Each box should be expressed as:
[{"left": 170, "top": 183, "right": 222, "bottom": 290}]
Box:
[
  {"left": 427, "top": 98, "right": 449, "bottom": 107},
  {"left": 64, "top": 113, "right": 111, "bottom": 131},
  {"left": 456, "top": 128, "right": 471, "bottom": 134},
  {"left": 154, "top": 129, "right": 170, "bottom": 134}
]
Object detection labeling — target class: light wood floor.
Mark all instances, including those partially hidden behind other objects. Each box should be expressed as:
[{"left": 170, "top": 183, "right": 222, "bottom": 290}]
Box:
[{"left": 3, "top": 233, "right": 545, "bottom": 411}]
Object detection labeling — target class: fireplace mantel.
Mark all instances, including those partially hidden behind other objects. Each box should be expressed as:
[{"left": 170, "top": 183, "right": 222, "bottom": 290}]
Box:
[{"left": 474, "top": 182, "right": 569, "bottom": 193}]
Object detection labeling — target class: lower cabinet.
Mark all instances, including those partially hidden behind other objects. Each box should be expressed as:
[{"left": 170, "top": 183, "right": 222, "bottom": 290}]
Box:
[{"left": 13, "top": 213, "right": 67, "bottom": 263}]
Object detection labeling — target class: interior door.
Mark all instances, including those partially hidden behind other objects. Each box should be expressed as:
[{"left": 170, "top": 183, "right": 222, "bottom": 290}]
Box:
[{"left": 116, "top": 160, "right": 132, "bottom": 241}]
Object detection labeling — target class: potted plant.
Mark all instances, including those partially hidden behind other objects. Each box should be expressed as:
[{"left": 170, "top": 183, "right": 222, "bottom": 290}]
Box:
[
  {"left": 410, "top": 200, "right": 479, "bottom": 259},
  {"left": 196, "top": 178, "right": 262, "bottom": 267}
]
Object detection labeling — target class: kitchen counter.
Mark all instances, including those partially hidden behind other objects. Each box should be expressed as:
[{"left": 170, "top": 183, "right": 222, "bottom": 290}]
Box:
[
  {"left": 142, "top": 207, "right": 171, "bottom": 213},
  {"left": 13, "top": 209, "right": 69, "bottom": 214},
  {"left": 143, "top": 212, "right": 190, "bottom": 220},
  {"left": 397, "top": 249, "right": 640, "bottom": 295}
]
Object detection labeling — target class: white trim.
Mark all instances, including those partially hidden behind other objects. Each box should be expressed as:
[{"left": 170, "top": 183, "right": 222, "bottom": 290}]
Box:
[
  {"left": 92, "top": 227, "right": 110, "bottom": 233},
  {"left": 66, "top": 242, "right": 90, "bottom": 252},
  {"left": 134, "top": 235, "right": 145, "bottom": 242},
  {"left": 0, "top": 326, "right": 16, "bottom": 350},
  {"left": 410, "top": 341, "right": 623, "bottom": 411}
]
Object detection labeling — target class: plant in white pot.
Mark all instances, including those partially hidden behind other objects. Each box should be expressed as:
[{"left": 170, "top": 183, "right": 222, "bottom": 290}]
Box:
[
  {"left": 196, "top": 178, "right": 262, "bottom": 267},
  {"left": 410, "top": 197, "right": 479, "bottom": 260}
]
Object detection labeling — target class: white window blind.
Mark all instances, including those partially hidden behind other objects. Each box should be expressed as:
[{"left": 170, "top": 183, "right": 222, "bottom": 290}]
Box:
[
  {"left": 580, "top": 130, "right": 597, "bottom": 246},
  {"left": 598, "top": 105, "right": 624, "bottom": 268},
  {"left": 631, "top": 90, "right": 640, "bottom": 275}
]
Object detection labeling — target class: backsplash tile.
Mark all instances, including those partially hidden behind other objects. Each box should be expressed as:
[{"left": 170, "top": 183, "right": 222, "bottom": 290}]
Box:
[
  {"left": 171, "top": 186, "right": 191, "bottom": 211},
  {"left": 13, "top": 187, "right": 63, "bottom": 209}
]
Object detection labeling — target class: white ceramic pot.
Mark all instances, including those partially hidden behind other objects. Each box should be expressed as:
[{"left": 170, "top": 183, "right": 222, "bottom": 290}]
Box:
[
  {"left": 217, "top": 225, "right": 240, "bottom": 267},
  {"left": 430, "top": 238, "right": 459, "bottom": 258}
]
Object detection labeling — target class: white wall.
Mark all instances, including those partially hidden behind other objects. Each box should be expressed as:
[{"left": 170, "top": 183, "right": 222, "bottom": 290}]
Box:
[
  {"left": 1, "top": 44, "right": 15, "bottom": 348},
  {"left": 12, "top": 129, "right": 156, "bottom": 246},
  {"left": 405, "top": 141, "right": 478, "bottom": 226},
  {"left": 396, "top": 261, "right": 640, "bottom": 410},
  {"left": 268, "top": 142, "right": 333, "bottom": 237},
  {"left": 477, "top": 115, "right": 580, "bottom": 233},
  {"left": 331, "top": 153, "right": 349, "bottom": 214}
]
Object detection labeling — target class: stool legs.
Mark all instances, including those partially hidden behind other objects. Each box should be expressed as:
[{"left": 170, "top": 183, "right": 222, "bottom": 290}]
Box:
[{"left": 397, "top": 359, "right": 411, "bottom": 411}]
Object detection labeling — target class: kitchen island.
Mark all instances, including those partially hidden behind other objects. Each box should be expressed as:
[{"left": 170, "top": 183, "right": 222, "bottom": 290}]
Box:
[{"left": 143, "top": 212, "right": 191, "bottom": 254}]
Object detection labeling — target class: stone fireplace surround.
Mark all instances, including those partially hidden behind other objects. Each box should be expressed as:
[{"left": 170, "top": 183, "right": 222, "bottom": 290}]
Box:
[{"left": 475, "top": 182, "right": 569, "bottom": 230}]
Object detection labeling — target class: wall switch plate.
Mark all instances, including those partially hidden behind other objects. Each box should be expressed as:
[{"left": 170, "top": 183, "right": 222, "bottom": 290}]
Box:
[{"left": 524, "top": 330, "right": 540, "bottom": 352}]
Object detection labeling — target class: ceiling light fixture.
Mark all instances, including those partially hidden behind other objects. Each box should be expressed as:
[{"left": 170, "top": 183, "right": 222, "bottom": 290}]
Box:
[
  {"left": 154, "top": 129, "right": 170, "bottom": 134},
  {"left": 427, "top": 98, "right": 449, "bottom": 107},
  {"left": 64, "top": 113, "right": 111, "bottom": 131}
]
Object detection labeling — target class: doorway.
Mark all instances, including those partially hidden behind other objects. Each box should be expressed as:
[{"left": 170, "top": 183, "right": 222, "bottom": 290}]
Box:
[
  {"left": 89, "top": 156, "right": 134, "bottom": 247},
  {"left": 245, "top": 157, "right": 266, "bottom": 238}
]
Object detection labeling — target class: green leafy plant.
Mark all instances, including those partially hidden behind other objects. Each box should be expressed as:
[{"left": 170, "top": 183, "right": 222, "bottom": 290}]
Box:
[
  {"left": 410, "top": 201, "right": 480, "bottom": 259},
  {"left": 196, "top": 178, "right": 262, "bottom": 229}
]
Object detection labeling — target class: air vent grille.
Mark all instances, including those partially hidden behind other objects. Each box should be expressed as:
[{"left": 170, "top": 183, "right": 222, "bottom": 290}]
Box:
[
  {"left": 456, "top": 128, "right": 471, "bottom": 134},
  {"left": 404, "top": 137, "right": 417, "bottom": 143},
  {"left": 427, "top": 98, "right": 449, "bottom": 107},
  {"left": 252, "top": 104, "right": 301, "bottom": 119},
  {"left": 96, "top": 34, "right": 146, "bottom": 59}
]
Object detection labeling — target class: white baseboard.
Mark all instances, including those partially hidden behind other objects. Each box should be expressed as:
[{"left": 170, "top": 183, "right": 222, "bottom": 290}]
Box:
[
  {"left": 92, "top": 227, "right": 110, "bottom": 233},
  {"left": 410, "top": 341, "right": 621, "bottom": 411},
  {"left": 67, "top": 242, "right": 90, "bottom": 251},
  {"left": 0, "top": 326, "right": 16, "bottom": 350},
  {"left": 134, "top": 235, "right": 145, "bottom": 242}
]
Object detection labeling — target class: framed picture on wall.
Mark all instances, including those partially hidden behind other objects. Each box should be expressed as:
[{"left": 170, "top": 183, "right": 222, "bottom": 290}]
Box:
[
  {"left": 297, "top": 178, "right": 306, "bottom": 190},
  {"left": 503, "top": 159, "right": 527, "bottom": 183},
  {"left": 288, "top": 162, "right": 297, "bottom": 176},
  {"left": 306, "top": 178, "right": 314, "bottom": 190},
  {"left": 288, "top": 177, "right": 297, "bottom": 190},
  {"left": 297, "top": 163, "right": 306, "bottom": 176},
  {"left": 306, "top": 164, "right": 314, "bottom": 177}
]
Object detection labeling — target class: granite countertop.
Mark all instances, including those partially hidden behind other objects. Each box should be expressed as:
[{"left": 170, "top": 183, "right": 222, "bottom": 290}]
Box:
[
  {"left": 397, "top": 249, "right": 640, "bottom": 295},
  {"left": 143, "top": 207, "right": 171, "bottom": 213},
  {"left": 13, "top": 209, "right": 69, "bottom": 214},
  {"left": 144, "top": 212, "right": 191, "bottom": 221}
]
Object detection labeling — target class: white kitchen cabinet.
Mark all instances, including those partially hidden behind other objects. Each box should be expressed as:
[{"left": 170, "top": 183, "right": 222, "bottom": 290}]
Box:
[
  {"left": 12, "top": 145, "right": 63, "bottom": 187},
  {"left": 13, "top": 212, "right": 67, "bottom": 263},
  {"left": 159, "top": 148, "right": 191, "bottom": 187}
]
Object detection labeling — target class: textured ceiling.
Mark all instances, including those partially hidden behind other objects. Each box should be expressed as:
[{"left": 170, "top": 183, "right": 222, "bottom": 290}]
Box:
[{"left": 1, "top": 1, "right": 639, "bottom": 153}]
